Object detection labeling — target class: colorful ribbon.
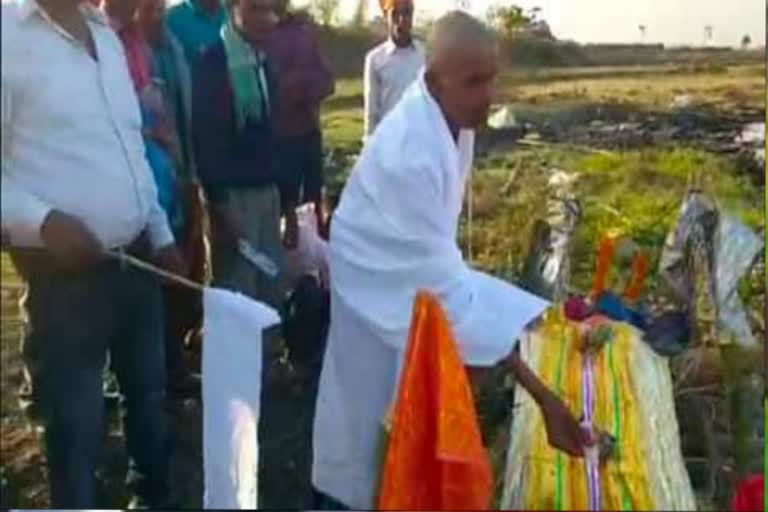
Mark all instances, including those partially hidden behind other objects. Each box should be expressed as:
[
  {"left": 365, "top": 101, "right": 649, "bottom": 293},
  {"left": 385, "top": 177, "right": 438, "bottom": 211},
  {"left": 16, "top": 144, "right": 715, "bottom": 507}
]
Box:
[{"left": 581, "top": 353, "right": 600, "bottom": 511}]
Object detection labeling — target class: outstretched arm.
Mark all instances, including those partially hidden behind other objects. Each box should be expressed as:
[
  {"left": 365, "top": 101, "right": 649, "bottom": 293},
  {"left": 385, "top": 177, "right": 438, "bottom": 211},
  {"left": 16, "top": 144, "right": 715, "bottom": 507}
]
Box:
[{"left": 506, "top": 350, "right": 593, "bottom": 457}]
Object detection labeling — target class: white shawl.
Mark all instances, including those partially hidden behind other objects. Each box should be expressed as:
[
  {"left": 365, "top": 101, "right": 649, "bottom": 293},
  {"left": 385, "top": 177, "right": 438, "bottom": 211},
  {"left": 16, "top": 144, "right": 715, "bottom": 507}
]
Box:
[{"left": 330, "top": 73, "right": 549, "bottom": 366}]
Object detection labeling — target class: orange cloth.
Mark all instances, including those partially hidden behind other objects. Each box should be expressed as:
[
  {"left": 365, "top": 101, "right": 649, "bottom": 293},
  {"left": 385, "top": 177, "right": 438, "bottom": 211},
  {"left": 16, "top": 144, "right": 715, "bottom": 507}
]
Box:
[
  {"left": 379, "top": 0, "right": 410, "bottom": 12},
  {"left": 623, "top": 251, "right": 648, "bottom": 304},
  {"left": 378, "top": 292, "right": 493, "bottom": 510},
  {"left": 590, "top": 235, "right": 648, "bottom": 303},
  {"left": 590, "top": 236, "right": 615, "bottom": 301}
]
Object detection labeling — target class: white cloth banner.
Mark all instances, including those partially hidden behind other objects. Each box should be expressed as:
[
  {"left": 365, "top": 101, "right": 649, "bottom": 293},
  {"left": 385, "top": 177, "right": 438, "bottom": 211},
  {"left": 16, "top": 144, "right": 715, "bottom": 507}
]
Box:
[{"left": 202, "top": 288, "right": 280, "bottom": 509}]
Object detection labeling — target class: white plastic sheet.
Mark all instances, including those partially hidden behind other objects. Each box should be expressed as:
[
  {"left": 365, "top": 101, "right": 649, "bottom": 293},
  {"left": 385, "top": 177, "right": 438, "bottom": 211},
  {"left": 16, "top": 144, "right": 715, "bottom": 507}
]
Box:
[
  {"left": 202, "top": 288, "right": 280, "bottom": 509},
  {"left": 283, "top": 204, "right": 330, "bottom": 289}
]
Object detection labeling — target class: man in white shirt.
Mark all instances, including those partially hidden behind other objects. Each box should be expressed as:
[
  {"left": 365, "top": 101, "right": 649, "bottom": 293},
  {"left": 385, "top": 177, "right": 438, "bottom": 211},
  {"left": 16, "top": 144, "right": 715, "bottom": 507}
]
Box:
[
  {"left": 362, "top": 0, "right": 425, "bottom": 139},
  {"left": 1, "top": 0, "right": 185, "bottom": 507},
  {"left": 312, "top": 12, "right": 592, "bottom": 510}
]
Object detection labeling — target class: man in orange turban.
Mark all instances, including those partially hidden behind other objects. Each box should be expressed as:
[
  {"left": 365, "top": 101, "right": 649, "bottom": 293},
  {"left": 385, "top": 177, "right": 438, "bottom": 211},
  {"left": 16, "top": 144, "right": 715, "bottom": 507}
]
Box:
[{"left": 363, "top": 0, "right": 425, "bottom": 138}]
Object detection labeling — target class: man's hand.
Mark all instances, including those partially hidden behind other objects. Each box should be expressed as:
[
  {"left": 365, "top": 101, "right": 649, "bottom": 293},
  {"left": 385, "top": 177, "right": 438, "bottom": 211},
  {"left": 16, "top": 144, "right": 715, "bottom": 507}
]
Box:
[
  {"left": 540, "top": 394, "right": 592, "bottom": 457},
  {"left": 283, "top": 210, "right": 299, "bottom": 250},
  {"left": 154, "top": 244, "right": 189, "bottom": 281},
  {"left": 40, "top": 210, "right": 104, "bottom": 270},
  {"left": 313, "top": 201, "right": 328, "bottom": 240},
  {"left": 506, "top": 349, "right": 593, "bottom": 458}
]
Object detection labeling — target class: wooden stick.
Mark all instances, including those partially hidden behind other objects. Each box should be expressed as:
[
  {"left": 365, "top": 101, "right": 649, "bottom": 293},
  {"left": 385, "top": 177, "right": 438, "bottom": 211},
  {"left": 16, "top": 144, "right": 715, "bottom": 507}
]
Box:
[{"left": 106, "top": 250, "right": 206, "bottom": 293}]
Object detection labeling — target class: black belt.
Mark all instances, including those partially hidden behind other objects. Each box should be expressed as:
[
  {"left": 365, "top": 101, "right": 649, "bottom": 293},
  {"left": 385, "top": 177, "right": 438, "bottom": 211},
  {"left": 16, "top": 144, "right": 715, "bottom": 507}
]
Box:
[
  {"left": 120, "top": 230, "right": 152, "bottom": 260},
  {"left": 9, "top": 229, "right": 151, "bottom": 279}
]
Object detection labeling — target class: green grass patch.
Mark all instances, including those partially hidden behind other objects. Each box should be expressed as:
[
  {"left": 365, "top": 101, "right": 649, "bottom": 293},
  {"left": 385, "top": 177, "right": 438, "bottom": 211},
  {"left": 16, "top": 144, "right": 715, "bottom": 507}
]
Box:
[
  {"left": 459, "top": 147, "right": 764, "bottom": 293},
  {"left": 322, "top": 106, "right": 363, "bottom": 151}
]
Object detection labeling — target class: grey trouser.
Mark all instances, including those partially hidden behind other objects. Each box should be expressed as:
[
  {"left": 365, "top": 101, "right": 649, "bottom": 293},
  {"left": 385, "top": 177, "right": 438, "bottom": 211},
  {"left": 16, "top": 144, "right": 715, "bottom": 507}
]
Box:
[{"left": 210, "top": 185, "right": 284, "bottom": 309}]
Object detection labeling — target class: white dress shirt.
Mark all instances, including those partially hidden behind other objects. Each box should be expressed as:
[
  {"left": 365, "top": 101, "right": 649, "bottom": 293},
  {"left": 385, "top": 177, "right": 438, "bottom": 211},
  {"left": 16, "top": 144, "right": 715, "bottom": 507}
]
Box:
[
  {"left": 1, "top": 0, "right": 173, "bottom": 250},
  {"left": 312, "top": 74, "right": 549, "bottom": 509},
  {"left": 363, "top": 38, "right": 425, "bottom": 138}
]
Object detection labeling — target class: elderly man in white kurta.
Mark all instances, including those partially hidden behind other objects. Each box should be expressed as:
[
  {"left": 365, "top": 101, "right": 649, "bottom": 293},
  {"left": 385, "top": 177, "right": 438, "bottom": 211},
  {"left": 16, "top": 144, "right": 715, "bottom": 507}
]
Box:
[{"left": 311, "top": 11, "right": 592, "bottom": 511}]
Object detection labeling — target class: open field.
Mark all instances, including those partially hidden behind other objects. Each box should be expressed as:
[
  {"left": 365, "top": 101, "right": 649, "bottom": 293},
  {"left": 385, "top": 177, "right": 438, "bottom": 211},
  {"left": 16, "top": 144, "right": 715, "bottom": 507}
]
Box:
[
  {"left": 1, "top": 59, "right": 765, "bottom": 508},
  {"left": 324, "top": 63, "right": 766, "bottom": 150}
]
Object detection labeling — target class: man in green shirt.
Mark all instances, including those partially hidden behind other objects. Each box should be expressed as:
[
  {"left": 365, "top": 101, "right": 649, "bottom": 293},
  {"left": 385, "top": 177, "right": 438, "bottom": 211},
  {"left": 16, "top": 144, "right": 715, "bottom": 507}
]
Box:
[{"left": 167, "top": 0, "right": 226, "bottom": 67}]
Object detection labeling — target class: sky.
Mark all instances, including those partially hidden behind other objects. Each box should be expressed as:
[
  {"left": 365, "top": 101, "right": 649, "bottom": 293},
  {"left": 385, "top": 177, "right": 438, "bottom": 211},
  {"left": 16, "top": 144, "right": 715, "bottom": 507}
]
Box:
[{"left": 317, "top": 0, "right": 766, "bottom": 48}]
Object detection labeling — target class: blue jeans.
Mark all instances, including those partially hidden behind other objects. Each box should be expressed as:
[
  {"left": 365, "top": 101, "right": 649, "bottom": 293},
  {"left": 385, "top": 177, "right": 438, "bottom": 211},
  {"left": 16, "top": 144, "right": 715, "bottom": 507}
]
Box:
[{"left": 20, "top": 258, "right": 170, "bottom": 508}]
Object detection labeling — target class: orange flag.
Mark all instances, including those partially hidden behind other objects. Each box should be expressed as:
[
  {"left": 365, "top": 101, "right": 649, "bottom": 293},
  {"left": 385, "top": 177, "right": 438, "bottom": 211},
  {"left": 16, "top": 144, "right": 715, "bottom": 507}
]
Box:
[
  {"left": 590, "top": 236, "right": 615, "bottom": 301},
  {"left": 378, "top": 292, "right": 493, "bottom": 510}
]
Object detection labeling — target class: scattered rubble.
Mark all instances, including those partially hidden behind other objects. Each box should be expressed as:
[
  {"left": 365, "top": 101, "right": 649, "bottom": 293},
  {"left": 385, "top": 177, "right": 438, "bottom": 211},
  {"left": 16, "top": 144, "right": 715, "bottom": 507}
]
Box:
[{"left": 479, "top": 102, "right": 765, "bottom": 183}]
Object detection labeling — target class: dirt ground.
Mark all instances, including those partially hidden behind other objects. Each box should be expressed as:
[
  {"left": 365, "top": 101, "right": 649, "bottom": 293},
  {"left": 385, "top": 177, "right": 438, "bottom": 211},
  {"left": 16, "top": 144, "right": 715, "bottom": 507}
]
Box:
[{"left": 0, "top": 275, "right": 320, "bottom": 509}]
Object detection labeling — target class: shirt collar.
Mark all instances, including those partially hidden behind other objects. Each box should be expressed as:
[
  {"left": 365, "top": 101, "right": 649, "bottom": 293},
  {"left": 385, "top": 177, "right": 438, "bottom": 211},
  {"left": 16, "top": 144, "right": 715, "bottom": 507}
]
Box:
[
  {"left": 188, "top": 0, "right": 224, "bottom": 19},
  {"left": 417, "top": 70, "right": 466, "bottom": 149},
  {"left": 17, "top": 0, "right": 108, "bottom": 25},
  {"left": 384, "top": 37, "right": 419, "bottom": 55}
]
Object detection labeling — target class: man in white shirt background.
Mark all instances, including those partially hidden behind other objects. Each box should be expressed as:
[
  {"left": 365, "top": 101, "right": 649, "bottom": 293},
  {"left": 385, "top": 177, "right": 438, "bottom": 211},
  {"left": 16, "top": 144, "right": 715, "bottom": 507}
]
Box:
[
  {"left": 1, "top": 0, "right": 186, "bottom": 507},
  {"left": 362, "top": 0, "right": 425, "bottom": 139}
]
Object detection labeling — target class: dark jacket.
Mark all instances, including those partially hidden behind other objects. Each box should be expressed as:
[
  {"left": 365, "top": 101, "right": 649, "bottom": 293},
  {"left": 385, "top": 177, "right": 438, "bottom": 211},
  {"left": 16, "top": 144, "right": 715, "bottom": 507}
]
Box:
[
  {"left": 264, "top": 13, "right": 335, "bottom": 137},
  {"left": 192, "top": 40, "right": 284, "bottom": 204}
]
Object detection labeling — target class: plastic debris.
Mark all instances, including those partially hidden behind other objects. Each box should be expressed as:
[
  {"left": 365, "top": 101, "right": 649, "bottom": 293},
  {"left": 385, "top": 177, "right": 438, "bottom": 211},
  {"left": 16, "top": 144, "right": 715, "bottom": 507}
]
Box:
[
  {"left": 488, "top": 106, "right": 518, "bottom": 130},
  {"left": 642, "top": 311, "right": 691, "bottom": 357},
  {"left": 658, "top": 191, "right": 763, "bottom": 347},
  {"left": 595, "top": 291, "right": 648, "bottom": 330},
  {"left": 520, "top": 169, "right": 582, "bottom": 301},
  {"left": 238, "top": 239, "right": 279, "bottom": 279}
]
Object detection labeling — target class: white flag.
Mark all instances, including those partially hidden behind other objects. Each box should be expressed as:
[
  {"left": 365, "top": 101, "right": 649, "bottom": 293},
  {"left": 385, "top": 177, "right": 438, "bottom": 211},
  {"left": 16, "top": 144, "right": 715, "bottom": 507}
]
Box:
[{"left": 202, "top": 288, "right": 280, "bottom": 509}]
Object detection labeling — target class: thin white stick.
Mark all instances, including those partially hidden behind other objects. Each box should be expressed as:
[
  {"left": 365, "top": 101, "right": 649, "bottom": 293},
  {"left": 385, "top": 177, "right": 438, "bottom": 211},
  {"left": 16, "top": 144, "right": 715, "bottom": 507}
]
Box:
[
  {"left": 106, "top": 250, "right": 206, "bottom": 293},
  {"left": 467, "top": 171, "right": 473, "bottom": 263}
]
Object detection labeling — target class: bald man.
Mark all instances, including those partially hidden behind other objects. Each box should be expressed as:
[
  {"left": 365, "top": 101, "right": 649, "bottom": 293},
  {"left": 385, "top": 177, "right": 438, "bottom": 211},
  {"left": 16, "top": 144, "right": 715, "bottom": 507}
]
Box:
[
  {"left": 363, "top": 0, "right": 425, "bottom": 139},
  {"left": 311, "top": 12, "right": 591, "bottom": 510}
]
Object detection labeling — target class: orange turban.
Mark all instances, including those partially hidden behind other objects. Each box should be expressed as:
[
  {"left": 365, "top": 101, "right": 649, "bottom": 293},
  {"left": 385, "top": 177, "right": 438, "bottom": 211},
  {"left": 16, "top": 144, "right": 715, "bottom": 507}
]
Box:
[{"left": 379, "top": 0, "right": 410, "bottom": 13}]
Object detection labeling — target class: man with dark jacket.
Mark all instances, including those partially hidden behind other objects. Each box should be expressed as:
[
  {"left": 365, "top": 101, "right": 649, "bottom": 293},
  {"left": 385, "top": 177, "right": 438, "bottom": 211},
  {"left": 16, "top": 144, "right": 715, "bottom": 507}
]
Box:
[
  {"left": 265, "top": 1, "right": 335, "bottom": 235},
  {"left": 192, "top": 0, "right": 296, "bottom": 307}
]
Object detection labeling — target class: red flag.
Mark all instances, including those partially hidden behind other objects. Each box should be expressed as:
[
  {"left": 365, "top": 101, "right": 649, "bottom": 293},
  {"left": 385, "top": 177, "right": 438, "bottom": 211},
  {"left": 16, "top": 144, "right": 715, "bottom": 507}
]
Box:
[{"left": 731, "top": 474, "right": 763, "bottom": 512}]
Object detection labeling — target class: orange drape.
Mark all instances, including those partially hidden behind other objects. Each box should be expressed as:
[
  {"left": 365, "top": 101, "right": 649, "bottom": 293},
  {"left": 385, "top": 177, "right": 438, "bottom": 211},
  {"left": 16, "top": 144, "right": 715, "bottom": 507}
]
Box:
[{"left": 378, "top": 291, "right": 493, "bottom": 510}]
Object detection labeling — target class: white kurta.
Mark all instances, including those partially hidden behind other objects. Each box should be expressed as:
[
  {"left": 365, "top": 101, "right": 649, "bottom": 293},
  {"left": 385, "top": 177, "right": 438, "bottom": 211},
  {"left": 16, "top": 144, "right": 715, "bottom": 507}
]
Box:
[{"left": 311, "top": 74, "right": 549, "bottom": 509}]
